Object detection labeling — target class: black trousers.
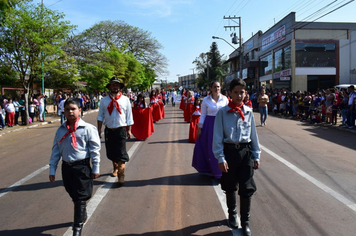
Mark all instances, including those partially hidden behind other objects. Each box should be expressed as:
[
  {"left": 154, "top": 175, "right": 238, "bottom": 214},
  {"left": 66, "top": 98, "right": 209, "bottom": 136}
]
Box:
[
  {"left": 220, "top": 145, "right": 256, "bottom": 198},
  {"left": 61, "top": 158, "right": 93, "bottom": 202},
  {"left": 104, "top": 127, "right": 129, "bottom": 163}
]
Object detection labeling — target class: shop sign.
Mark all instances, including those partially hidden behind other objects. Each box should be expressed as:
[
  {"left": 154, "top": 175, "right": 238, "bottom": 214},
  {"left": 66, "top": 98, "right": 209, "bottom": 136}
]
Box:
[
  {"left": 280, "top": 76, "right": 290, "bottom": 81},
  {"left": 262, "top": 25, "right": 286, "bottom": 51},
  {"left": 273, "top": 68, "right": 291, "bottom": 79}
]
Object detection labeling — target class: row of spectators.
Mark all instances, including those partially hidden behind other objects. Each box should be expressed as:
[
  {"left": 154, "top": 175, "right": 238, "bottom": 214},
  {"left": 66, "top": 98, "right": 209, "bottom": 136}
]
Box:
[{"left": 249, "top": 85, "right": 356, "bottom": 128}]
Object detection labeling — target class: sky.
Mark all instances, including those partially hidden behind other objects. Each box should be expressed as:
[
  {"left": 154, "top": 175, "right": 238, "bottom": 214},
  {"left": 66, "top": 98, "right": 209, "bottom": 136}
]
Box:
[{"left": 36, "top": 0, "right": 356, "bottom": 83}]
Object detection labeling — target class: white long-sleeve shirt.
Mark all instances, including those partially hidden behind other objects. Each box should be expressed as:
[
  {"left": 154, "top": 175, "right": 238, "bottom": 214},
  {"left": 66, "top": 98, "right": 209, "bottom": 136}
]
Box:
[
  {"left": 97, "top": 94, "right": 134, "bottom": 128},
  {"left": 49, "top": 118, "right": 101, "bottom": 175},
  {"left": 198, "top": 94, "right": 229, "bottom": 128}
]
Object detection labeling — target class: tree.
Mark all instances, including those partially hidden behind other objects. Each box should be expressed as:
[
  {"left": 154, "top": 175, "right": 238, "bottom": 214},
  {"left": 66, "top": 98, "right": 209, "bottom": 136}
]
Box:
[
  {"left": 64, "top": 20, "right": 168, "bottom": 77},
  {"left": 0, "top": 1, "right": 75, "bottom": 124},
  {"left": 192, "top": 42, "right": 226, "bottom": 89}
]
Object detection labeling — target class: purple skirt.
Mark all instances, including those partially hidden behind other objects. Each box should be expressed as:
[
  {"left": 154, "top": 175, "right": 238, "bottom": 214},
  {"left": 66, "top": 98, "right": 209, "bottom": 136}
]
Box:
[{"left": 192, "top": 115, "right": 222, "bottom": 179}]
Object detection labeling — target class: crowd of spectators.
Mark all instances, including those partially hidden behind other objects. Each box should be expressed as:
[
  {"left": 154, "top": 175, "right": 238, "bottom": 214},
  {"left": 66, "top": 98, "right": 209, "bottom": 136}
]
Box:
[{"left": 248, "top": 85, "right": 356, "bottom": 129}]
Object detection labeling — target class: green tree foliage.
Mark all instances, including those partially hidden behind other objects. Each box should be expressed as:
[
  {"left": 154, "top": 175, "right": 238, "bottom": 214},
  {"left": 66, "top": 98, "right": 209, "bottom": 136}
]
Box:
[
  {"left": 0, "top": 1, "right": 75, "bottom": 124},
  {"left": 0, "top": 63, "right": 17, "bottom": 86},
  {"left": 192, "top": 42, "right": 226, "bottom": 89},
  {"left": 64, "top": 20, "right": 167, "bottom": 88}
]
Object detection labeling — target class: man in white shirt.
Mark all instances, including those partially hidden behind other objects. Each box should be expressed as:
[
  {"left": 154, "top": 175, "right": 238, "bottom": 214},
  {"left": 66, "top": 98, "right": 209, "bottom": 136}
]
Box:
[{"left": 97, "top": 77, "right": 134, "bottom": 185}]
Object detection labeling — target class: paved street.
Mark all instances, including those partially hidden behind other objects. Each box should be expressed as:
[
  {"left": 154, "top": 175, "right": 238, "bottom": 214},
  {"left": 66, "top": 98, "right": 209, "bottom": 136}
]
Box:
[{"left": 0, "top": 103, "right": 355, "bottom": 236}]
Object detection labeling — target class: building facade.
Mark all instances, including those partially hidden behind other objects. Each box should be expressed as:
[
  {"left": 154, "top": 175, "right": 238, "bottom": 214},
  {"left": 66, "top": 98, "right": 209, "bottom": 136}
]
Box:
[
  {"left": 178, "top": 74, "right": 197, "bottom": 89},
  {"left": 225, "top": 12, "right": 356, "bottom": 92}
]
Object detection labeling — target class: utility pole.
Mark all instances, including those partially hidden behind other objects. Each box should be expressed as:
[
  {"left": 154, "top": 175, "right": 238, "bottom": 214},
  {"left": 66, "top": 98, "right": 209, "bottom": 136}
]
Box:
[{"left": 223, "top": 15, "right": 242, "bottom": 79}]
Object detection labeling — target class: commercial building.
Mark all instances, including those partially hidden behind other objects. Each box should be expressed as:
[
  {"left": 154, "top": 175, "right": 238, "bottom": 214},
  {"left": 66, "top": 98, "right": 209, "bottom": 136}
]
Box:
[
  {"left": 225, "top": 12, "right": 356, "bottom": 92},
  {"left": 178, "top": 74, "right": 197, "bottom": 89}
]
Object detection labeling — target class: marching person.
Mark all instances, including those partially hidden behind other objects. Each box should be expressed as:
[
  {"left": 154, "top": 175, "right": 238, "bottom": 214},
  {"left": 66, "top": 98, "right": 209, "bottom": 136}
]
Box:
[
  {"left": 97, "top": 77, "right": 134, "bottom": 185},
  {"left": 132, "top": 94, "right": 154, "bottom": 141},
  {"left": 213, "top": 78, "right": 261, "bottom": 235},
  {"left": 150, "top": 90, "right": 162, "bottom": 123},
  {"left": 192, "top": 81, "right": 229, "bottom": 179},
  {"left": 188, "top": 97, "right": 201, "bottom": 143},
  {"left": 49, "top": 98, "right": 101, "bottom": 236}
]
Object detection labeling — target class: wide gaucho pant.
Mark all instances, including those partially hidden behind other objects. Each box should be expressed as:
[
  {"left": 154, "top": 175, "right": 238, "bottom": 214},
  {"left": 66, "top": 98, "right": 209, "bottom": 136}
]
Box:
[{"left": 104, "top": 127, "right": 129, "bottom": 163}]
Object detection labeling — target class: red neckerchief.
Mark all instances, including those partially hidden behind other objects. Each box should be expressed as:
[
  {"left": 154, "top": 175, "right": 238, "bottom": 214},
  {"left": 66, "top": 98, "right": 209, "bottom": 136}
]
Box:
[
  {"left": 58, "top": 117, "right": 80, "bottom": 148},
  {"left": 227, "top": 101, "right": 245, "bottom": 121},
  {"left": 194, "top": 106, "right": 201, "bottom": 113},
  {"left": 107, "top": 93, "right": 122, "bottom": 115}
]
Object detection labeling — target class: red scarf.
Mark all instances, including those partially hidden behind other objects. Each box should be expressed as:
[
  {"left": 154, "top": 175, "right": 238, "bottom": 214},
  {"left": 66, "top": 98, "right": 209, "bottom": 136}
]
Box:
[
  {"left": 227, "top": 101, "right": 245, "bottom": 121},
  {"left": 59, "top": 117, "right": 80, "bottom": 148},
  {"left": 107, "top": 93, "right": 122, "bottom": 115}
]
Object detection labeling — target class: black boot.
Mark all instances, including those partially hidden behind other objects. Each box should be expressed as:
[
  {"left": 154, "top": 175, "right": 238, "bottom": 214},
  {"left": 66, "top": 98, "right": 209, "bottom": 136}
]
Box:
[
  {"left": 240, "top": 196, "right": 252, "bottom": 236},
  {"left": 73, "top": 201, "right": 87, "bottom": 236},
  {"left": 226, "top": 191, "right": 238, "bottom": 229}
]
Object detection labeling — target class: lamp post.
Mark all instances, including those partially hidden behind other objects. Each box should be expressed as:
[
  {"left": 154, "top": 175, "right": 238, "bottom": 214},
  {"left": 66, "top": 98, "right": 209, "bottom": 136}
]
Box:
[{"left": 212, "top": 36, "right": 236, "bottom": 50}]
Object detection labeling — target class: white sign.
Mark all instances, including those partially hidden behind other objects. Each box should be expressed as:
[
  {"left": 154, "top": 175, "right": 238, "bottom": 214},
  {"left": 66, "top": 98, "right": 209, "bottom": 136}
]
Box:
[{"left": 262, "top": 25, "right": 285, "bottom": 51}]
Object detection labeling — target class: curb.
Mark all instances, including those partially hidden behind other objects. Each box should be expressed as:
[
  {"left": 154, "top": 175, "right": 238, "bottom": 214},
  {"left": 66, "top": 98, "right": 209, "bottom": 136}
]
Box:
[{"left": 0, "top": 109, "right": 98, "bottom": 137}]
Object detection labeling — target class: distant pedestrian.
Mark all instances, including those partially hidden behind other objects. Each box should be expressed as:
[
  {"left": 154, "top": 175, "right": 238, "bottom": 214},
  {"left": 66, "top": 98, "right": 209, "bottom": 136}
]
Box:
[
  {"left": 49, "top": 98, "right": 101, "bottom": 236},
  {"left": 257, "top": 89, "right": 269, "bottom": 126},
  {"left": 5, "top": 99, "right": 15, "bottom": 127},
  {"left": 171, "top": 89, "right": 177, "bottom": 107},
  {"left": 213, "top": 78, "right": 261, "bottom": 235},
  {"left": 58, "top": 94, "right": 67, "bottom": 125},
  {"left": 188, "top": 97, "right": 201, "bottom": 143}
]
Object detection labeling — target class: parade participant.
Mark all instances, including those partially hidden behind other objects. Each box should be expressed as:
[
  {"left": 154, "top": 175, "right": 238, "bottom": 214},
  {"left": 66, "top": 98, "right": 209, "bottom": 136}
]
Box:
[
  {"left": 257, "top": 89, "right": 269, "bottom": 126},
  {"left": 150, "top": 90, "right": 162, "bottom": 123},
  {"left": 192, "top": 81, "right": 229, "bottom": 179},
  {"left": 213, "top": 78, "right": 261, "bottom": 235},
  {"left": 156, "top": 88, "right": 165, "bottom": 118},
  {"left": 243, "top": 93, "right": 253, "bottom": 108},
  {"left": 132, "top": 94, "right": 154, "bottom": 141},
  {"left": 97, "top": 77, "right": 134, "bottom": 184},
  {"left": 179, "top": 88, "right": 187, "bottom": 111},
  {"left": 188, "top": 97, "right": 201, "bottom": 143},
  {"left": 161, "top": 88, "right": 167, "bottom": 105},
  {"left": 49, "top": 98, "right": 101, "bottom": 236},
  {"left": 184, "top": 91, "right": 195, "bottom": 123}
]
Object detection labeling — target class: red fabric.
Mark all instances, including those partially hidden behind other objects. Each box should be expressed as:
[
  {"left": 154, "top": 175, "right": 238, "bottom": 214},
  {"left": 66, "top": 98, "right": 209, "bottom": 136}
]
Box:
[
  {"left": 227, "top": 101, "right": 245, "bottom": 121},
  {"left": 59, "top": 117, "right": 80, "bottom": 148},
  {"left": 107, "top": 93, "right": 122, "bottom": 115},
  {"left": 189, "top": 114, "right": 200, "bottom": 143},
  {"left": 158, "top": 100, "right": 165, "bottom": 118},
  {"left": 244, "top": 100, "right": 253, "bottom": 108},
  {"left": 132, "top": 107, "right": 154, "bottom": 140},
  {"left": 179, "top": 92, "right": 187, "bottom": 110},
  {"left": 151, "top": 98, "right": 162, "bottom": 122},
  {"left": 6, "top": 112, "right": 15, "bottom": 126}
]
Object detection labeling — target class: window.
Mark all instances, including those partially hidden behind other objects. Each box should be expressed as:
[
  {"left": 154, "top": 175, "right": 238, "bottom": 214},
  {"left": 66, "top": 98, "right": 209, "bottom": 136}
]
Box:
[
  {"left": 260, "top": 54, "right": 272, "bottom": 76},
  {"left": 274, "top": 49, "right": 283, "bottom": 72},
  {"left": 296, "top": 43, "right": 336, "bottom": 67}
]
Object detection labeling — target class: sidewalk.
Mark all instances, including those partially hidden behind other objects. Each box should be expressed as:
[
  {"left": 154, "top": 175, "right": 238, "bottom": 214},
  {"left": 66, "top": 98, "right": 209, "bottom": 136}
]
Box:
[{"left": 0, "top": 109, "right": 99, "bottom": 137}]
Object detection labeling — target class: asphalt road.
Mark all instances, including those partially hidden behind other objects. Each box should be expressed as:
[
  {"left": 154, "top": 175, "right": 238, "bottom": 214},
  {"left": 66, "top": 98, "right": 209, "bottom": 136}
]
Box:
[{"left": 0, "top": 103, "right": 355, "bottom": 236}]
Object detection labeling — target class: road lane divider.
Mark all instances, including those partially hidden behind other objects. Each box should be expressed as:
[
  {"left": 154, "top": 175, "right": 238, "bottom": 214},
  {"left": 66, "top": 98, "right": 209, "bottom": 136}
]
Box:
[
  {"left": 260, "top": 144, "right": 356, "bottom": 213},
  {"left": 63, "top": 140, "right": 141, "bottom": 236}
]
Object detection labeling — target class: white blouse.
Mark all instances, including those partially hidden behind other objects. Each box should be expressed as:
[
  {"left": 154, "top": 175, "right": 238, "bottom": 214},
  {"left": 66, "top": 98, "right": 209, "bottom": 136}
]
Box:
[{"left": 198, "top": 94, "right": 229, "bottom": 128}]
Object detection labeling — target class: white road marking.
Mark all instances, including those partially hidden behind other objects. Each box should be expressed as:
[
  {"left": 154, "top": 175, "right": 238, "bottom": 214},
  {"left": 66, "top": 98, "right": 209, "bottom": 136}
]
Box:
[
  {"left": 63, "top": 141, "right": 141, "bottom": 236},
  {"left": 0, "top": 165, "right": 49, "bottom": 198},
  {"left": 261, "top": 145, "right": 356, "bottom": 213},
  {"left": 213, "top": 179, "right": 244, "bottom": 236}
]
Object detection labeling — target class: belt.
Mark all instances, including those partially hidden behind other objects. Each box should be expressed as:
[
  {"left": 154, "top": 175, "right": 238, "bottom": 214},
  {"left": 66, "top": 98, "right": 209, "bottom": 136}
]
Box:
[
  {"left": 106, "top": 126, "right": 125, "bottom": 130},
  {"left": 224, "top": 142, "right": 251, "bottom": 149},
  {"left": 62, "top": 158, "right": 90, "bottom": 166}
]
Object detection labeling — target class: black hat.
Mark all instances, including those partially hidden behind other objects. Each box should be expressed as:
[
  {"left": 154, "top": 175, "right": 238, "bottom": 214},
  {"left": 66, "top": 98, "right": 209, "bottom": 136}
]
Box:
[
  {"left": 106, "top": 77, "right": 124, "bottom": 89},
  {"left": 348, "top": 85, "right": 355, "bottom": 90}
]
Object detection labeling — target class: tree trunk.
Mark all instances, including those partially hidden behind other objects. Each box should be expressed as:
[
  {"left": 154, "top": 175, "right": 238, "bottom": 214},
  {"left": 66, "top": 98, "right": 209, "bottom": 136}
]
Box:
[{"left": 24, "top": 88, "right": 29, "bottom": 126}]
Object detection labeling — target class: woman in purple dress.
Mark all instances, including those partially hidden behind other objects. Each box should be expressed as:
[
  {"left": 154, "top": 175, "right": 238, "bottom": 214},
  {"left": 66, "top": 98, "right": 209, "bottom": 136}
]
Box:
[{"left": 192, "top": 81, "right": 229, "bottom": 179}]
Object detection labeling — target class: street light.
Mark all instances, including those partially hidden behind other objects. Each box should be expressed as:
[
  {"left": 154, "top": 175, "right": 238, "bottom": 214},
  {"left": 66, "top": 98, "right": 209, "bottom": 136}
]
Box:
[{"left": 212, "top": 36, "right": 236, "bottom": 50}]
